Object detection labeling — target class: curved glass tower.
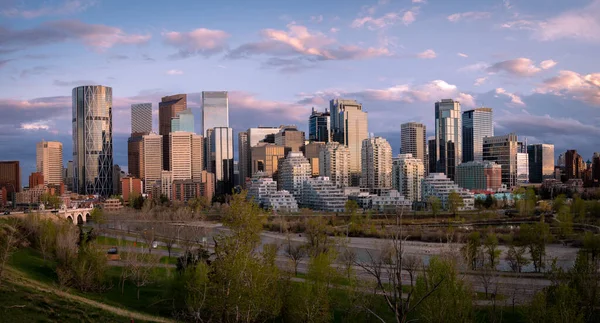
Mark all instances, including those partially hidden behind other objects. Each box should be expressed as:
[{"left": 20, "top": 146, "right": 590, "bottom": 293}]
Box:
[{"left": 72, "top": 85, "right": 113, "bottom": 196}]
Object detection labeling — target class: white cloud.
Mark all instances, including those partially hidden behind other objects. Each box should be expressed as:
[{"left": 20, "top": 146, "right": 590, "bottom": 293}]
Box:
[
  {"left": 416, "top": 49, "right": 436, "bottom": 59},
  {"left": 310, "top": 15, "right": 323, "bottom": 23},
  {"left": 1, "top": 0, "right": 96, "bottom": 18},
  {"left": 162, "top": 28, "right": 230, "bottom": 58},
  {"left": 330, "top": 27, "right": 339, "bottom": 33},
  {"left": 166, "top": 69, "right": 183, "bottom": 75},
  {"left": 412, "top": 0, "right": 426, "bottom": 3},
  {"left": 352, "top": 8, "right": 418, "bottom": 30},
  {"left": 21, "top": 121, "right": 49, "bottom": 130},
  {"left": 459, "top": 62, "right": 489, "bottom": 72},
  {"left": 457, "top": 53, "right": 468, "bottom": 58},
  {"left": 495, "top": 88, "right": 525, "bottom": 106},
  {"left": 540, "top": 59, "right": 558, "bottom": 70},
  {"left": 447, "top": 11, "right": 491, "bottom": 23},
  {"left": 474, "top": 77, "right": 488, "bottom": 86}
]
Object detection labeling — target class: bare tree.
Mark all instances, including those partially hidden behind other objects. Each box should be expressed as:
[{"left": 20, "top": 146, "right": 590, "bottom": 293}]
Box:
[
  {"left": 0, "top": 219, "right": 25, "bottom": 286},
  {"left": 123, "top": 247, "right": 158, "bottom": 300},
  {"left": 158, "top": 224, "right": 179, "bottom": 259},
  {"left": 140, "top": 224, "right": 156, "bottom": 254},
  {"left": 284, "top": 235, "right": 306, "bottom": 276}
]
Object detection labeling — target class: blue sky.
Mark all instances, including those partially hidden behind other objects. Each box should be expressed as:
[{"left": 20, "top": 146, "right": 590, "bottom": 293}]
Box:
[{"left": 1, "top": 0, "right": 600, "bottom": 183}]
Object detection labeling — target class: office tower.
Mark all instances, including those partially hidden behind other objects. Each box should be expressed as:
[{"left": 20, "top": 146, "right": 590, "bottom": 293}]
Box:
[
  {"left": 392, "top": 154, "right": 424, "bottom": 203},
  {"left": 330, "top": 99, "right": 368, "bottom": 186},
  {"left": 29, "top": 172, "right": 44, "bottom": 188},
  {"left": 319, "top": 142, "right": 350, "bottom": 188},
  {"left": 401, "top": 122, "right": 427, "bottom": 173},
  {"left": 209, "top": 127, "right": 234, "bottom": 195},
  {"left": 142, "top": 133, "right": 163, "bottom": 193},
  {"left": 202, "top": 91, "right": 229, "bottom": 136},
  {"left": 171, "top": 109, "right": 195, "bottom": 132},
  {"left": 428, "top": 138, "right": 436, "bottom": 174},
  {"left": 243, "top": 127, "right": 281, "bottom": 181},
  {"left": 434, "top": 99, "right": 462, "bottom": 180},
  {"left": 131, "top": 103, "right": 152, "bottom": 135},
  {"left": 251, "top": 143, "right": 285, "bottom": 179},
  {"left": 36, "top": 140, "right": 63, "bottom": 186},
  {"left": 455, "top": 161, "right": 502, "bottom": 191},
  {"left": 161, "top": 170, "right": 172, "bottom": 200},
  {"left": 304, "top": 142, "right": 325, "bottom": 176},
  {"left": 279, "top": 152, "right": 312, "bottom": 200},
  {"left": 517, "top": 153, "right": 529, "bottom": 184},
  {"left": 159, "top": 94, "right": 187, "bottom": 170},
  {"left": 72, "top": 85, "right": 113, "bottom": 196},
  {"left": 65, "top": 161, "right": 74, "bottom": 191},
  {"left": 421, "top": 173, "right": 475, "bottom": 210},
  {"left": 121, "top": 177, "right": 142, "bottom": 203},
  {"left": 238, "top": 131, "right": 249, "bottom": 187},
  {"left": 191, "top": 134, "right": 204, "bottom": 180},
  {"left": 275, "top": 125, "right": 305, "bottom": 154},
  {"left": 113, "top": 164, "right": 123, "bottom": 195},
  {"left": 527, "top": 144, "right": 555, "bottom": 183},
  {"left": 565, "top": 150, "right": 585, "bottom": 180},
  {"left": 172, "top": 172, "right": 215, "bottom": 203},
  {"left": 361, "top": 136, "right": 392, "bottom": 193},
  {"left": 309, "top": 107, "right": 331, "bottom": 142},
  {"left": 557, "top": 153, "right": 565, "bottom": 167},
  {"left": 462, "top": 108, "right": 493, "bottom": 162},
  {"left": 592, "top": 153, "right": 600, "bottom": 185},
  {"left": 483, "top": 133, "right": 518, "bottom": 188},
  {"left": 170, "top": 132, "right": 203, "bottom": 182},
  {"left": 127, "top": 136, "right": 144, "bottom": 179}
]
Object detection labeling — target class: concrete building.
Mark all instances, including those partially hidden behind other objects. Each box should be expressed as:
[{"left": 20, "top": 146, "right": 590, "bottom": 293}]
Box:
[
  {"left": 483, "top": 133, "right": 518, "bottom": 188},
  {"left": 168, "top": 132, "right": 203, "bottom": 182},
  {"left": 121, "top": 177, "right": 143, "bottom": 203},
  {"left": 592, "top": 152, "right": 600, "bottom": 186},
  {"left": 246, "top": 174, "right": 278, "bottom": 206},
  {"left": 401, "top": 122, "right": 427, "bottom": 173},
  {"left": 131, "top": 103, "right": 152, "bottom": 135},
  {"left": 142, "top": 133, "right": 163, "bottom": 193},
  {"left": 392, "top": 154, "right": 424, "bottom": 202},
  {"left": 113, "top": 164, "right": 123, "bottom": 196},
  {"left": 319, "top": 142, "right": 350, "bottom": 188},
  {"left": 65, "top": 161, "right": 74, "bottom": 192},
  {"left": 517, "top": 152, "right": 529, "bottom": 185},
  {"left": 202, "top": 91, "right": 228, "bottom": 137},
  {"left": 421, "top": 173, "right": 475, "bottom": 210},
  {"left": 241, "top": 127, "right": 282, "bottom": 187},
  {"left": 72, "top": 85, "right": 113, "bottom": 196},
  {"left": 0, "top": 161, "right": 21, "bottom": 204},
  {"left": 251, "top": 143, "right": 286, "bottom": 178},
  {"left": 304, "top": 142, "right": 325, "bottom": 176},
  {"left": 160, "top": 170, "right": 173, "bottom": 200},
  {"left": 527, "top": 144, "right": 555, "bottom": 183},
  {"left": 455, "top": 161, "right": 502, "bottom": 191},
  {"left": 330, "top": 99, "right": 368, "bottom": 186},
  {"left": 434, "top": 99, "right": 462, "bottom": 180},
  {"left": 29, "top": 172, "right": 44, "bottom": 188},
  {"left": 428, "top": 138, "right": 436, "bottom": 175},
  {"left": 36, "top": 140, "right": 63, "bottom": 186},
  {"left": 301, "top": 176, "right": 347, "bottom": 212},
  {"left": 102, "top": 198, "right": 123, "bottom": 212},
  {"left": 462, "top": 108, "right": 493, "bottom": 163},
  {"left": 208, "top": 127, "right": 234, "bottom": 195},
  {"left": 348, "top": 189, "right": 411, "bottom": 212},
  {"left": 361, "top": 137, "right": 392, "bottom": 193},
  {"left": 263, "top": 190, "right": 299, "bottom": 213},
  {"left": 158, "top": 94, "right": 187, "bottom": 170},
  {"left": 565, "top": 149, "right": 585, "bottom": 181},
  {"left": 279, "top": 152, "right": 312, "bottom": 200},
  {"left": 275, "top": 125, "right": 305, "bottom": 154},
  {"left": 309, "top": 107, "right": 331, "bottom": 142},
  {"left": 172, "top": 172, "right": 215, "bottom": 203},
  {"left": 127, "top": 135, "right": 144, "bottom": 180},
  {"left": 171, "top": 109, "right": 195, "bottom": 133},
  {"left": 238, "top": 131, "right": 249, "bottom": 186}
]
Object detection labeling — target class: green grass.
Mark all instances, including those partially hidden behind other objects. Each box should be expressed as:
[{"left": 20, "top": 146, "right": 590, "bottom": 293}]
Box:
[
  {"left": 159, "top": 256, "right": 178, "bottom": 265},
  {"left": 8, "top": 248, "right": 57, "bottom": 284},
  {"left": 95, "top": 235, "right": 147, "bottom": 248}
]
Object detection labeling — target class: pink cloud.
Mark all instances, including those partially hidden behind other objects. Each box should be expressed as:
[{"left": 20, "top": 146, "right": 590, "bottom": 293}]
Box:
[
  {"left": 162, "top": 28, "right": 230, "bottom": 57},
  {"left": 495, "top": 88, "right": 525, "bottom": 106},
  {"left": 536, "top": 70, "right": 600, "bottom": 105},
  {"left": 487, "top": 58, "right": 556, "bottom": 77},
  {"left": 416, "top": 49, "right": 436, "bottom": 59},
  {"left": 447, "top": 11, "right": 491, "bottom": 23}
]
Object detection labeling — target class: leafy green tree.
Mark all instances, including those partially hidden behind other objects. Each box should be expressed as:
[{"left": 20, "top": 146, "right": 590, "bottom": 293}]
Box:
[
  {"left": 304, "top": 217, "right": 331, "bottom": 257},
  {"left": 40, "top": 193, "right": 61, "bottom": 209},
  {"left": 484, "top": 194, "right": 495, "bottom": 209},
  {"left": 483, "top": 233, "right": 500, "bottom": 268},
  {"left": 462, "top": 232, "right": 482, "bottom": 270},
  {"left": 552, "top": 194, "right": 566, "bottom": 213},
  {"left": 582, "top": 232, "right": 600, "bottom": 264},
  {"left": 520, "top": 222, "right": 551, "bottom": 273},
  {"left": 428, "top": 195, "right": 441, "bottom": 219},
  {"left": 527, "top": 284, "right": 584, "bottom": 323},
  {"left": 345, "top": 199, "right": 359, "bottom": 216},
  {"left": 571, "top": 195, "right": 586, "bottom": 221},
  {"left": 448, "top": 191, "right": 464, "bottom": 216},
  {"left": 556, "top": 205, "right": 573, "bottom": 238},
  {"left": 0, "top": 219, "right": 24, "bottom": 287},
  {"left": 505, "top": 244, "right": 530, "bottom": 273}
]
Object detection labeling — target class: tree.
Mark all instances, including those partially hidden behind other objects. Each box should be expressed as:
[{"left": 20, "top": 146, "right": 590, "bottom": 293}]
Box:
[
  {"left": 582, "top": 232, "right": 600, "bottom": 265},
  {"left": 40, "top": 193, "right": 61, "bottom": 209},
  {"left": 345, "top": 200, "right": 359, "bottom": 216},
  {"left": 158, "top": 224, "right": 179, "bottom": 259},
  {"left": 556, "top": 205, "right": 573, "bottom": 238},
  {"left": 552, "top": 194, "right": 566, "bottom": 212},
  {"left": 37, "top": 218, "right": 57, "bottom": 262},
  {"left": 571, "top": 195, "right": 586, "bottom": 221},
  {"left": 483, "top": 233, "right": 501, "bottom": 269},
  {"left": 462, "top": 231, "right": 482, "bottom": 270},
  {"left": 304, "top": 217, "right": 331, "bottom": 257},
  {"left": 505, "top": 244, "right": 529, "bottom": 273},
  {"left": 484, "top": 194, "right": 495, "bottom": 209},
  {"left": 0, "top": 219, "right": 24, "bottom": 287},
  {"left": 519, "top": 222, "right": 551, "bottom": 273},
  {"left": 285, "top": 235, "right": 306, "bottom": 276},
  {"left": 448, "top": 191, "right": 464, "bottom": 216},
  {"left": 428, "top": 196, "right": 441, "bottom": 219},
  {"left": 123, "top": 248, "right": 158, "bottom": 300}
]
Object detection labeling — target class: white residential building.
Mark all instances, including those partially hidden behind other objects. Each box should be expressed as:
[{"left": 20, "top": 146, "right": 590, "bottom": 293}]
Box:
[
  {"left": 361, "top": 136, "right": 393, "bottom": 193},
  {"left": 301, "top": 176, "right": 347, "bottom": 212},
  {"left": 263, "top": 190, "right": 299, "bottom": 213},
  {"left": 348, "top": 189, "right": 411, "bottom": 212},
  {"left": 421, "top": 173, "right": 474, "bottom": 210},
  {"left": 392, "top": 154, "right": 424, "bottom": 203},
  {"left": 246, "top": 174, "right": 278, "bottom": 206},
  {"left": 319, "top": 142, "right": 350, "bottom": 188},
  {"left": 279, "top": 152, "right": 312, "bottom": 200}
]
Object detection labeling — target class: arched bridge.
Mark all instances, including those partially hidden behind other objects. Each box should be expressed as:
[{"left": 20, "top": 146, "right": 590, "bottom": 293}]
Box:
[{"left": 41, "top": 208, "right": 94, "bottom": 225}]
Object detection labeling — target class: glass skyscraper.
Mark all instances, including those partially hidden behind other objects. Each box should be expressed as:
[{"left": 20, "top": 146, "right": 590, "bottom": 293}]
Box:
[
  {"left": 308, "top": 107, "right": 330, "bottom": 142},
  {"left": 159, "top": 94, "right": 187, "bottom": 170},
  {"left": 202, "top": 91, "right": 229, "bottom": 137},
  {"left": 131, "top": 103, "right": 152, "bottom": 135},
  {"left": 527, "top": 144, "right": 555, "bottom": 183},
  {"left": 72, "top": 85, "right": 113, "bottom": 196},
  {"left": 171, "top": 109, "right": 195, "bottom": 132},
  {"left": 462, "top": 108, "right": 493, "bottom": 163},
  {"left": 209, "top": 127, "right": 234, "bottom": 195},
  {"left": 434, "top": 99, "right": 462, "bottom": 181}
]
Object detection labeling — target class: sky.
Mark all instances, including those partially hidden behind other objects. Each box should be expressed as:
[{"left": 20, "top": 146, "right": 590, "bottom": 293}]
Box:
[{"left": 1, "top": 0, "right": 600, "bottom": 184}]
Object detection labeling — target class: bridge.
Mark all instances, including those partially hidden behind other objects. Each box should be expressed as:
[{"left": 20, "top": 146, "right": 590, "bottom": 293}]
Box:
[{"left": 7, "top": 207, "right": 94, "bottom": 225}]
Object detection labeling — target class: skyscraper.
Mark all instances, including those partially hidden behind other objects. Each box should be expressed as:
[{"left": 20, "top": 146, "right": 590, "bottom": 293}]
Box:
[
  {"left": 592, "top": 152, "right": 600, "bottom": 185},
  {"left": 565, "top": 149, "right": 585, "bottom": 180},
  {"left": 251, "top": 143, "right": 286, "bottom": 178},
  {"left": 319, "top": 142, "right": 350, "bottom": 188},
  {"left": 400, "top": 122, "right": 427, "bottom": 173},
  {"left": 462, "top": 108, "right": 493, "bottom": 163},
  {"left": 434, "top": 99, "right": 462, "bottom": 180},
  {"left": 171, "top": 109, "right": 195, "bottom": 132},
  {"left": 243, "top": 127, "right": 282, "bottom": 184},
  {"left": 36, "top": 140, "right": 63, "bottom": 186},
  {"left": 275, "top": 125, "right": 305, "bottom": 154},
  {"left": 309, "top": 108, "right": 330, "bottom": 142},
  {"left": 238, "top": 131, "right": 249, "bottom": 187},
  {"left": 392, "top": 154, "right": 424, "bottom": 203},
  {"left": 142, "top": 133, "right": 163, "bottom": 193},
  {"left": 330, "top": 99, "right": 368, "bottom": 186},
  {"left": 361, "top": 136, "right": 392, "bottom": 193},
  {"left": 169, "top": 132, "right": 203, "bottom": 182},
  {"left": 131, "top": 103, "right": 152, "bottom": 135},
  {"left": 304, "top": 142, "right": 325, "bottom": 176},
  {"left": 202, "top": 91, "right": 229, "bottom": 137},
  {"left": 0, "top": 161, "right": 20, "bottom": 204},
  {"left": 159, "top": 94, "right": 187, "bottom": 171},
  {"left": 528, "top": 144, "right": 554, "bottom": 183},
  {"left": 127, "top": 136, "right": 144, "bottom": 179},
  {"left": 428, "top": 138, "right": 436, "bottom": 174},
  {"left": 483, "top": 133, "right": 518, "bottom": 188},
  {"left": 72, "top": 85, "right": 113, "bottom": 196},
  {"left": 209, "top": 127, "right": 234, "bottom": 195}
]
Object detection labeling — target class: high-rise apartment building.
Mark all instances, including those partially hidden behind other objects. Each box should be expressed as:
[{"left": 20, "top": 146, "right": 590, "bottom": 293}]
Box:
[
  {"left": 121, "top": 177, "right": 143, "bottom": 203},
  {"left": 401, "top": 122, "right": 427, "bottom": 174},
  {"left": 304, "top": 142, "right": 325, "bottom": 176},
  {"left": 209, "top": 127, "right": 234, "bottom": 195},
  {"left": 36, "top": 140, "right": 63, "bottom": 186},
  {"left": 202, "top": 91, "right": 229, "bottom": 136},
  {"left": 462, "top": 108, "right": 493, "bottom": 163},
  {"left": 309, "top": 108, "right": 330, "bottom": 142},
  {"left": 319, "top": 142, "right": 350, "bottom": 188},
  {"left": 142, "top": 133, "right": 163, "bottom": 193},
  {"left": 592, "top": 152, "right": 600, "bottom": 185},
  {"left": 330, "top": 99, "right": 368, "bottom": 186},
  {"left": 483, "top": 133, "right": 518, "bottom": 188},
  {"left": 72, "top": 85, "right": 113, "bottom": 196},
  {"left": 131, "top": 103, "right": 152, "bottom": 135},
  {"left": 434, "top": 99, "right": 462, "bottom": 180},
  {"left": 279, "top": 152, "right": 312, "bottom": 200},
  {"left": 361, "top": 137, "right": 392, "bottom": 193},
  {"left": 527, "top": 144, "right": 555, "bottom": 183},
  {"left": 275, "top": 125, "right": 305, "bottom": 154},
  {"left": 565, "top": 149, "right": 585, "bottom": 180},
  {"left": 251, "top": 143, "right": 285, "bottom": 178},
  {"left": 159, "top": 94, "right": 187, "bottom": 171},
  {"left": 421, "top": 173, "right": 474, "bottom": 210},
  {"left": 171, "top": 109, "right": 195, "bottom": 133},
  {"left": 301, "top": 177, "right": 347, "bottom": 212},
  {"left": 455, "top": 161, "right": 502, "bottom": 191},
  {"left": 392, "top": 154, "right": 424, "bottom": 203}
]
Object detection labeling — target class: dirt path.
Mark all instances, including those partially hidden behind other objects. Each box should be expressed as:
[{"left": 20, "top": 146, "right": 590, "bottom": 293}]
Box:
[{"left": 6, "top": 267, "right": 176, "bottom": 323}]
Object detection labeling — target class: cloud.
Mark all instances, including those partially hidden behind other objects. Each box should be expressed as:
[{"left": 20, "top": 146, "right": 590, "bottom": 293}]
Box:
[
  {"left": 330, "top": 27, "right": 339, "bottom": 33},
  {"left": 166, "top": 69, "right": 183, "bottom": 75},
  {"left": 0, "top": 59, "right": 12, "bottom": 68},
  {"left": 540, "top": 59, "right": 557, "bottom": 70},
  {"left": 416, "top": 49, "right": 436, "bottom": 59},
  {"left": 162, "top": 28, "right": 230, "bottom": 58},
  {"left": 1, "top": 0, "right": 96, "bottom": 18},
  {"left": 495, "top": 88, "right": 525, "bottom": 106},
  {"left": 20, "top": 66, "right": 51, "bottom": 78},
  {"left": 457, "top": 53, "right": 468, "bottom": 58},
  {"left": 0, "top": 96, "right": 71, "bottom": 135},
  {"left": 352, "top": 8, "right": 418, "bottom": 30},
  {"left": 21, "top": 121, "right": 50, "bottom": 130},
  {"left": 0, "top": 20, "right": 151, "bottom": 52},
  {"left": 310, "top": 15, "right": 323, "bottom": 23},
  {"left": 486, "top": 58, "right": 557, "bottom": 77},
  {"left": 447, "top": 11, "right": 491, "bottom": 22},
  {"left": 474, "top": 77, "right": 488, "bottom": 86},
  {"left": 53, "top": 79, "right": 97, "bottom": 86},
  {"left": 459, "top": 62, "right": 489, "bottom": 72},
  {"left": 412, "top": 0, "right": 426, "bottom": 3},
  {"left": 535, "top": 70, "right": 600, "bottom": 105},
  {"left": 402, "top": 9, "right": 418, "bottom": 25},
  {"left": 496, "top": 113, "right": 600, "bottom": 137}
]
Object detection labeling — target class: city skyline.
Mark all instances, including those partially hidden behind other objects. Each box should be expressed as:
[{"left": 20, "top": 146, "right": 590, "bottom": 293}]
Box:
[{"left": 1, "top": 0, "right": 599, "bottom": 182}]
